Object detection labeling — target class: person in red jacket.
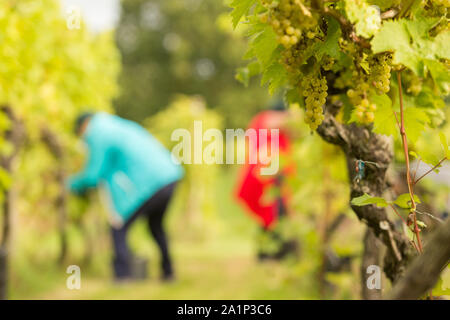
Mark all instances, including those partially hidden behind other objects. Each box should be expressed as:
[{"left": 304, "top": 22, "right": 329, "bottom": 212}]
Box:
[{"left": 234, "top": 101, "right": 298, "bottom": 261}]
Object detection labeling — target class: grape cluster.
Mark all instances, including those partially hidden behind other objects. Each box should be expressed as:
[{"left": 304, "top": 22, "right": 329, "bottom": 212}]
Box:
[
  {"left": 301, "top": 74, "right": 327, "bottom": 130},
  {"left": 432, "top": 0, "right": 450, "bottom": 7},
  {"left": 369, "top": 54, "right": 392, "bottom": 95},
  {"left": 261, "top": 0, "right": 317, "bottom": 48},
  {"left": 321, "top": 56, "right": 335, "bottom": 71},
  {"left": 425, "top": 1, "right": 449, "bottom": 34},
  {"left": 347, "top": 87, "right": 376, "bottom": 124},
  {"left": 403, "top": 71, "right": 423, "bottom": 96},
  {"left": 354, "top": 5, "right": 381, "bottom": 38},
  {"left": 280, "top": 35, "right": 314, "bottom": 77}
]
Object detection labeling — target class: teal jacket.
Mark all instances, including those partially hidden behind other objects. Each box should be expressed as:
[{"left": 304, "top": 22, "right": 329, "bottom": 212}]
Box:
[{"left": 68, "top": 113, "right": 183, "bottom": 224}]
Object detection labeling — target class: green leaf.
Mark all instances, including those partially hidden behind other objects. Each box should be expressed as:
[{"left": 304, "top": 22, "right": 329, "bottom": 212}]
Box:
[
  {"left": 235, "top": 67, "right": 250, "bottom": 87},
  {"left": 394, "top": 193, "right": 421, "bottom": 208},
  {"left": 414, "top": 87, "right": 445, "bottom": 109},
  {"left": 409, "top": 151, "right": 419, "bottom": 159},
  {"left": 416, "top": 220, "right": 427, "bottom": 228},
  {"left": 351, "top": 193, "right": 389, "bottom": 207},
  {"left": 371, "top": 16, "right": 449, "bottom": 92},
  {"left": 367, "top": 0, "right": 397, "bottom": 10},
  {"left": 371, "top": 19, "right": 422, "bottom": 74},
  {"left": 284, "top": 87, "right": 304, "bottom": 107},
  {"left": 432, "top": 30, "right": 450, "bottom": 60},
  {"left": 246, "top": 25, "right": 279, "bottom": 68},
  {"left": 261, "top": 62, "right": 288, "bottom": 95},
  {"left": 372, "top": 94, "right": 398, "bottom": 137},
  {"left": 432, "top": 265, "right": 450, "bottom": 296},
  {"left": 439, "top": 132, "right": 449, "bottom": 159},
  {"left": 314, "top": 17, "right": 342, "bottom": 60},
  {"left": 423, "top": 59, "right": 450, "bottom": 93},
  {"left": 235, "top": 60, "right": 261, "bottom": 87},
  {"left": 229, "top": 0, "right": 257, "bottom": 29},
  {"left": 404, "top": 107, "right": 430, "bottom": 144}
]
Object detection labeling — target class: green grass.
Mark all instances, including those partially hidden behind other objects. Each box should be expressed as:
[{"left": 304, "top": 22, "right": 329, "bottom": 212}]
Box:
[
  {"left": 10, "top": 167, "right": 315, "bottom": 300},
  {"left": 26, "top": 235, "right": 310, "bottom": 300}
]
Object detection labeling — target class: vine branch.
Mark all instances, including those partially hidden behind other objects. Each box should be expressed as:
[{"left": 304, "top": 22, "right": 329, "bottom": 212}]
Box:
[{"left": 388, "top": 217, "right": 450, "bottom": 299}]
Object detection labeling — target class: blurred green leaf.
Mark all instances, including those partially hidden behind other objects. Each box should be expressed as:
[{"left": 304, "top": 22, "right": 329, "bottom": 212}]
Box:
[
  {"left": 394, "top": 193, "right": 421, "bottom": 208},
  {"left": 351, "top": 193, "right": 388, "bottom": 207}
]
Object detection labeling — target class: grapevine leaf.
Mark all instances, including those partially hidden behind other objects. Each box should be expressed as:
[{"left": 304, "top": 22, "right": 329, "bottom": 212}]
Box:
[
  {"left": 394, "top": 193, "right": 421, "bottom": 209},
  {"left": 261, "top": 62, "right": 288, "bottom": 95},
  {"left": 404, "top": 107, "right": 430, "bottom": 144},
  {"left": 432, "top": 31, "right": 450, "bottom": 60},
  {"left": 245, "top": 25, "right": 279, "bottom": 68},
  {"left": 245, "top": 21, "right": 267, "bottom": 37},
  {"left": 235, "top": 61, "right": 261, "bottom": 87},
  {"left": 439, "top": 132, "right": 449, "bottom": 159},
  {"left": 415, "top": 87, "right": 445, "bottom": 109},
  {"left": 372, "top": 94, "right": 397, "bottom": 137},
  {"left": 284, "top": 87, "right": 304, "bottom": 107},
  {"left": 367, "top": 0, "right": 397, "bottom": 10},
  {"left": 229, "top": 0, "right": 257, "bottom": 29},
  {"left": 236, "top": 67, "right": 250, "bottom": 87},
  {"left": 416, "top": 220, "right": 427, "bottom": 229},
  {"left": 413, "top": 149, "right": 440, "bottom": 167},
  {"left": 404, "top": 16, "right": 439, "bottom": 40},
  {"left": 371, "top": 19, "right": 422, "bottom": 74},
  {"left": 423, "top": 59, "right": 450, "bottom": 93},
  {"left": 371, "top": 16, "right": 449, "bottom": 91},
  {"left": 409, "top": 151, "right": 419, "bottom": 159},
  {"left": 314, "top": 17, "right": 342, "bottom": 60},
  {"left": 351, "top": 193, "right": 388, "bottom": 207}
]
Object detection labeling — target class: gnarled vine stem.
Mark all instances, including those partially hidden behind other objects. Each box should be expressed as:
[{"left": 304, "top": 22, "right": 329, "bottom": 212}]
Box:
[{"left": 316, "top": 100, "right": 416, "bottom": 283}]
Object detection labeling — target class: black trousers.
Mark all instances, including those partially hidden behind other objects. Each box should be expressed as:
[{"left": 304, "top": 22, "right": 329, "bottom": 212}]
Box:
[{"left": 111, "top": 182, "right": 177, "bottom": 280}]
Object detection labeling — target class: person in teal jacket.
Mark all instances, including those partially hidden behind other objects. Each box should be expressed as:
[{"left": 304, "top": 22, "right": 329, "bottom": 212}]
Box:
[{"left": 68, "top": 112, "right": 184, "bottom": 281}]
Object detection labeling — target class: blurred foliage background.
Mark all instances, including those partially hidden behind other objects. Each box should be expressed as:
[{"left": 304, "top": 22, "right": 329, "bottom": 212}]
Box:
[
  {"left": 0, "top": 0, "right": 449, "bottom": 300},
  {"left": 115, "top": 0, "right": 270, "bottom": 127}
]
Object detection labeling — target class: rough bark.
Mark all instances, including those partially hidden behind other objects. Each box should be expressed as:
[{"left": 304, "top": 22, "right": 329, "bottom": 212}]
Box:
[
  {"left": 0, "top": 105, "right": 24, "bottom": 300},
  {"left": 387, "top": 218, "right": 450, "bottom": 300},
  {"left": 361, "top": 227, "right": 382, "bottom": 299},
  {"left": 316, "top": 101, "right": 416, "bottom": 283},
  {"left": 41, "top": 127, "right": 68, "bottom": 264}
]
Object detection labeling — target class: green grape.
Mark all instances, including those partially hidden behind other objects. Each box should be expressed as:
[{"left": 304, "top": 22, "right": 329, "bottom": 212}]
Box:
[
  {"left": 301, "top": 73, "right": 327, "bottom": 130},
  {"left": 369, "top": 53, "right": 392, "bottom": 95},
  {"left": 321, "top": 56, "right": 335, "bottom": 71},
  {"left": 402, "top": 70, "right": 424, "bottom": 96},
  {"left": 431, "top": 0, "right": 450, "bottom": 8},
  {"left": 264, "top": 0, "right": 318, "bottom": 48},
  {"left": 352, "top": 96, "right": 377, "bottom": 124}
]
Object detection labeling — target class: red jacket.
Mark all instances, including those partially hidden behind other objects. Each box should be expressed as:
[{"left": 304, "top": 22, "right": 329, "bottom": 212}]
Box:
[{"left": 234, "top": 111, "right": 295, "bottom": 229}]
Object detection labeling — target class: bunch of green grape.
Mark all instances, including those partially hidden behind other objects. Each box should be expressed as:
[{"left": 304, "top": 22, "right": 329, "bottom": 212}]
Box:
[
  {"left": 347, "top": 85, "right": 376, "bottom": 124},
  {"left": 301, "top": 73, "right": 327, "bottom": 130},
  {"left": 431, "top": 0, "right": 450, "bottom": 8},
  {"left": 369, "top": 53, "right": 392, "bottom": 95},
  {"left": 402, "top": 70, "right": 424, "bottom": 96},
  {"left": 321, "top": 55, "right": 335, "bottom": 71},
  {"left": 280, "top": 36, "right": 312, "bottom": 78},
  {"left": 425, "top": 1, "right": 449, "bottom": 34},
  {"left": 260, "top": 0, "right": 317, "bottom": 48}
]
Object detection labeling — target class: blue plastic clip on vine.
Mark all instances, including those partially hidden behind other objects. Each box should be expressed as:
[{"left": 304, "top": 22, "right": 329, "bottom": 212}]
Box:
[
  {"left": 354, "top": 159, "right": 380, "bottom": 183},
  {"left": 355, "top": 160, "right": 365, "bottom": 183}
]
